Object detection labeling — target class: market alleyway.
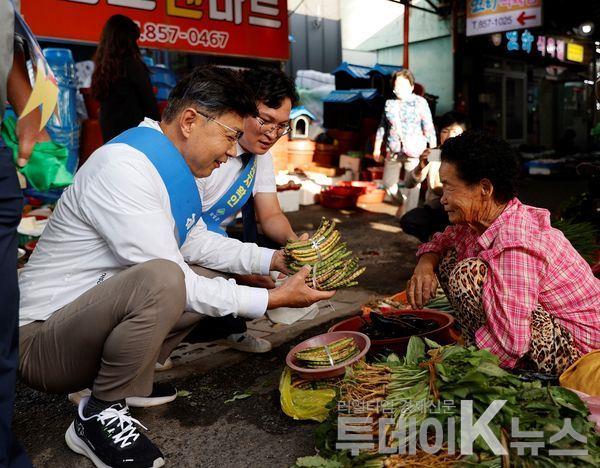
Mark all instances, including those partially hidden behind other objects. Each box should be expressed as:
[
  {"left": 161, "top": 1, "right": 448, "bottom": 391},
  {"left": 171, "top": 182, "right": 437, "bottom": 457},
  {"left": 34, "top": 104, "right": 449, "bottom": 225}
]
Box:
[{"left": 13, "top": 176, "right": 585, "bottom": 467}]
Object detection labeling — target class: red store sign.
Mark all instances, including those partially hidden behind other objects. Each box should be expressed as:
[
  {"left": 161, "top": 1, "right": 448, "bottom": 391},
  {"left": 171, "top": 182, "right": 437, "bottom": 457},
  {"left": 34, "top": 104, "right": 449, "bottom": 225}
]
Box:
[{"left": 21, "top": 0, "right": 290, "bottom": 60}]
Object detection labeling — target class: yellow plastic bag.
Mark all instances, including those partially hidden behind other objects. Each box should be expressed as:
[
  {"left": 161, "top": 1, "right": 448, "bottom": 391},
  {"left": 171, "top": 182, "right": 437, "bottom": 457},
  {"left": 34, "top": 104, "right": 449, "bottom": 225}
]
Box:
[
  {"left": 560, "top": 350, "right": 600, "bottom": 396},
  {"left": 279, "top": 367, "right": 336, "bottom": 422}
]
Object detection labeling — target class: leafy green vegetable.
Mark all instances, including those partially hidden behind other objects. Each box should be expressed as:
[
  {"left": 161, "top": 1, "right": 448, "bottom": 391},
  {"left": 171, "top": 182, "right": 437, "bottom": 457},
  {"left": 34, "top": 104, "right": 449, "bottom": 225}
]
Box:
[
  {"left": 549, "top": 387, "right": 588, "bottom": 416},
  {"left": 405, "top": 336, "right": 425, "bottom": 365},
  {"left": 224, "top": 390, "right": 252, "bottom": 403},
  {"left": 293, "top": 455, "right": 346, "bottom": 468}
]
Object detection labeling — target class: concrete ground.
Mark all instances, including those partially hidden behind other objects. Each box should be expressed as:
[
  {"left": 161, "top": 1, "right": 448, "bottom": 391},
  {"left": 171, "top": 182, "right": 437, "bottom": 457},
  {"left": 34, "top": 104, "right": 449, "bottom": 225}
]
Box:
[{"left": 12, "top": 175, "right": 586, "bottom": 467}]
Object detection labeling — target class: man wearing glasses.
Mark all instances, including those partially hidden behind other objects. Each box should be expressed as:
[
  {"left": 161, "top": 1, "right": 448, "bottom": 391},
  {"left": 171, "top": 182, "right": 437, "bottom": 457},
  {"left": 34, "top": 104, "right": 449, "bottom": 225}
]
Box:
[
  {"left": 17, "top": 66, "right": 333, "bottom": 468},
  {"left": 195, "top": 67, "right": 303, "bottom": 353}
]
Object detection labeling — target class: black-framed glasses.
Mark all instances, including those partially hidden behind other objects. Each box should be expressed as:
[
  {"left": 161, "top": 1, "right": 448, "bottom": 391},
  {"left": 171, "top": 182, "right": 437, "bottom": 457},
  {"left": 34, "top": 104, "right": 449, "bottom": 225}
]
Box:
[
  {"left": 255, "top": 115, "right": 291, "bottom": 137},
  {"left": 194, "top": 109, "right": 244, "bottom": 142}
]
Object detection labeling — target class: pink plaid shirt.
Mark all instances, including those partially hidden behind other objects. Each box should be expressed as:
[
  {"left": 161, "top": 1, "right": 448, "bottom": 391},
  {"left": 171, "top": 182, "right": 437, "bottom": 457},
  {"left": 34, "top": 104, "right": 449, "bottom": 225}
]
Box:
[{"left": 417, "top": 198, "right": 600, "bottom": 368}]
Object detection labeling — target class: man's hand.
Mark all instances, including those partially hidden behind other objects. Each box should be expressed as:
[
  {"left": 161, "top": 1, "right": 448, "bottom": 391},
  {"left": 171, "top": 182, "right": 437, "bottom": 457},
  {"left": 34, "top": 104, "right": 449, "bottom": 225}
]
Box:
[
  {"left": 406, "top": 253, "right": 440, "bottom": 309},
  {"left": 16, "top": 111, "right": 50, "bottom": 167},
  {"left": 270, "top": 250, "right": 290, "bottom": 275},
  {"left": 292, "top": 232, "right": 309, "bottom": 242},
  {"left": 285, "top": 231, "right": 308, "bottom": 244},
  {"left": 267, "top": 266, "right": 335, "bottom": 309}
]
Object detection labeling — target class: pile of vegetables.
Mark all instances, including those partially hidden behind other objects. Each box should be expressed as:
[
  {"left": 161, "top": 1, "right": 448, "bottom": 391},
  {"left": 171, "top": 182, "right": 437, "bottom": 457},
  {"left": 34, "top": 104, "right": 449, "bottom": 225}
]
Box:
[
  {"left": 285, "top": 218, "right": 365, "bottom": 290},
  {"left": 293, "top": 338, "right": 600, "bottom": 468},
  {"left": 295, "top": 338, "right": 360, "bottom": 369}
]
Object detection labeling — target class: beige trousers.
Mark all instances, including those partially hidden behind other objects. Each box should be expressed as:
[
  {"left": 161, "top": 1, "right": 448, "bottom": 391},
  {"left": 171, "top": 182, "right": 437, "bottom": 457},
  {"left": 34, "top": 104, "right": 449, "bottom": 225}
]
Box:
[{"left": 18, "top": 259, "right": 207, "bottom": 401}]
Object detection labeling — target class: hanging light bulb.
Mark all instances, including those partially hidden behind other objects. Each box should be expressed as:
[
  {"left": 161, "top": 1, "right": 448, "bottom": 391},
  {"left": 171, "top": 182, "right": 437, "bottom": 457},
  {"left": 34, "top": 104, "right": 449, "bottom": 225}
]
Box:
[{"left": 579, "top": 21, "right": 594, "bottom": 36}]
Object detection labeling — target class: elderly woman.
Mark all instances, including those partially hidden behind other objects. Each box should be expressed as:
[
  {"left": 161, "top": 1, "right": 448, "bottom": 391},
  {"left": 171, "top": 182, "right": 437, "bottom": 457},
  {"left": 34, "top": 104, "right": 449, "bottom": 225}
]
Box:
[{"left": 407, "top": 131, "right": 600, "bottom": 375}]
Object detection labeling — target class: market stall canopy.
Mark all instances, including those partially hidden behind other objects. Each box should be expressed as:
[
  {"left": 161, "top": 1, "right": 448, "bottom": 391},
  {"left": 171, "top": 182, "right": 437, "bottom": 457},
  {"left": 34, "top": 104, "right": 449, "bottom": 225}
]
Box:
[
  {"left": 322, "top": 89, "right": 379, "bottom": 104},
  {"left": 331, "top": 62, "right": 372, "bottom": 90},
  {"left": 368, "top": 63, "right": 403, "bottom": 77}
]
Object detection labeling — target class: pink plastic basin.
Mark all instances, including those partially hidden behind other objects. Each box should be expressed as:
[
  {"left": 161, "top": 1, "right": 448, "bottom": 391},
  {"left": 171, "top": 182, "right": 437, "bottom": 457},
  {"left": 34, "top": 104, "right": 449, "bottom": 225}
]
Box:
[{"left": 286, "top": 331, "right": 371, "bottom": 380}]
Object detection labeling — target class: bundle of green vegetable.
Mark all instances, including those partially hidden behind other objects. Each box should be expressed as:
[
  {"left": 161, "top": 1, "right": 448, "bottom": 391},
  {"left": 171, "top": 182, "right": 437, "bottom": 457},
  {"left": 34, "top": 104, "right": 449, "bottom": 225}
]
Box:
[
  {"left": 295, "top": 338, "right": 360, "bottom": 368},
  {"left": 285, "top": 218, "right": 365, "bottom": 290},
  {"left": 423, "top": 289, "right": 455, "bottom": 313}
]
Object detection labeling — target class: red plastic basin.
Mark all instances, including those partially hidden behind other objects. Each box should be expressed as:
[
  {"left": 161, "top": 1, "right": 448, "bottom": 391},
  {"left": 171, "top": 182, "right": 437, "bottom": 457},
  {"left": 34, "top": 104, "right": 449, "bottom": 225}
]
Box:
[
  {"left": 320, "top": 186, "right": 361, "bottom": 209},
  {"left": 338, "top": 181, "right": 385, "bottom": 204},
  {"left": 328, "top": 309, "right": 456, "bottom": 355}
]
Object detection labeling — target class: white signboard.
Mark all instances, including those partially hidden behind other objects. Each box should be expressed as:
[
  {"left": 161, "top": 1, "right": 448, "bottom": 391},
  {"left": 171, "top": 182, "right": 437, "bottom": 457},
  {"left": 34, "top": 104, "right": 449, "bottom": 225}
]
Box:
[{"left": 467, "top": 0, "right": 542, "bottom": 37}]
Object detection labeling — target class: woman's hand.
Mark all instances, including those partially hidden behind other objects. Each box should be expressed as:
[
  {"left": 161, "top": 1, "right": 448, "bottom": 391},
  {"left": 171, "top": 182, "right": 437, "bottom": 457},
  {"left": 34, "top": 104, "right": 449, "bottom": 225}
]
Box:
[
  {"left": 270, "top": 250, "right": 290, "bottom": 276},
  {"left": 417, "top": 148, "right": 430, "bottom": 171},
  {"left": 406, "top": 253, "right": 440, "bottom": 309}
]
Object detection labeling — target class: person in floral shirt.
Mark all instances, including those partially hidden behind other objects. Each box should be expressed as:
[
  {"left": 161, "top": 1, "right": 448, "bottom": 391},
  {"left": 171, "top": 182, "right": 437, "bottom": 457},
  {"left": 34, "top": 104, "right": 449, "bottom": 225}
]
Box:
[
  {"left": 407, "top": 131, "right": 600, "bottom": 375},
  {"left": 373, "top": 69, "right": 436, "bottom": 214}
]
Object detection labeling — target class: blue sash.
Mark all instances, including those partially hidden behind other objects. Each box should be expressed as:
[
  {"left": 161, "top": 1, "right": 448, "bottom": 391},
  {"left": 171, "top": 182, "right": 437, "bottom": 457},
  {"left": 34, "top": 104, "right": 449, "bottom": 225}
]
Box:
[
  {"left": 203, "top": 155, "right": 256, "bottom": 236},
  {"left": 109, "top": 126, "right": 202, "bottom": 247}
]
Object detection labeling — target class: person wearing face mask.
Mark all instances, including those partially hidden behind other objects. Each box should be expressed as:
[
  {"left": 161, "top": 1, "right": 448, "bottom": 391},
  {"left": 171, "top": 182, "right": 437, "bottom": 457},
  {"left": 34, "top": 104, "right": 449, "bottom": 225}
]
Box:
[
  {"left": 407, "top": 130, "right": 600, "bottom": 377},
  {"left": 373, "top": 69, "right": 436, "bottom": 214},
  {"left": 400, "top": 112, "right": 466, "bottom": 242},
  {"left": 17, "top": 66, "right": 334, "bottom": 468}
]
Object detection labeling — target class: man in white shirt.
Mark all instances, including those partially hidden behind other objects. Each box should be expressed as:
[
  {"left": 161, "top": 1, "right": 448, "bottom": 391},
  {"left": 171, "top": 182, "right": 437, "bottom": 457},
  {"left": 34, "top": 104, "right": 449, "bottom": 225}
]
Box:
[
  {"left": 196, "top": 67, "right": 304, "bottom": 353},
  {"left": 17, "top": 66, "right": 333, "bottom": 468}
]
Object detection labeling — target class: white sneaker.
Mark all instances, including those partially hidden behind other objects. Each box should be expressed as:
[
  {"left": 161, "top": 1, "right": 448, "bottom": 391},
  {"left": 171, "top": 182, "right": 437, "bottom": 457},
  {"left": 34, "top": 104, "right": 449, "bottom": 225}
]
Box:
[{"left": 218, "top": 332, "right": 272, "bottom": 353}]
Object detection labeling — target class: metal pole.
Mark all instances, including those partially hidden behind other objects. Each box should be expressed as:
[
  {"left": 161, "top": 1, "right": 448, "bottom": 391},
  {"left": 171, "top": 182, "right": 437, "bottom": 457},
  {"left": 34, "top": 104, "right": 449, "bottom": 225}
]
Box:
[{"left": 403, "top": 0, "right": 410, "bottom": 68}]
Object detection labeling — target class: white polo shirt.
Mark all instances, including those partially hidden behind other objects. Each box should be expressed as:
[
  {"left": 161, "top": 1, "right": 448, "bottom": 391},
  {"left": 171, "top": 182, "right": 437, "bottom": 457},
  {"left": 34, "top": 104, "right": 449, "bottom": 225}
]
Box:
[
  {"left": 196, "top": 143, "right": 277, "bottom": 228},
  {"left": 18, "top": 119, "right": 274, "bottom": 327}
]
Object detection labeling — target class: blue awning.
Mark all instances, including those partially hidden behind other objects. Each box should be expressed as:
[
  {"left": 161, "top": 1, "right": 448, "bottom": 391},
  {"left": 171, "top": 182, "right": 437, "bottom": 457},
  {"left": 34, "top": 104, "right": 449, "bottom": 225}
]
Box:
[
  {"left": 354, "top": 88, "right": 379, "bottom": 100},
  {"left": 322, "top": 89, "right": 380, "bottom": 103},
  {"left": 322, "top": 90, "right": 363, "bottom": 103},
  {"left": 331, "top": 62, "right": 372, "bottom": 79},
  {"left": 369, "top": 63, "right": 402, "bottom": 76}
]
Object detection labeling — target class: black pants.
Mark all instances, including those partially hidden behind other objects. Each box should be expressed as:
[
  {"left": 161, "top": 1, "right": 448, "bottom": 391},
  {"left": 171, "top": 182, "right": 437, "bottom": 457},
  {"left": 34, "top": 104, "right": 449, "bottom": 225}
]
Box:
[
  {"left": 0, "top": 138, "right": 30, "bottom": 467},
  {"left": 400, "top": 204, "right": 449, "bottom": 242}
]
